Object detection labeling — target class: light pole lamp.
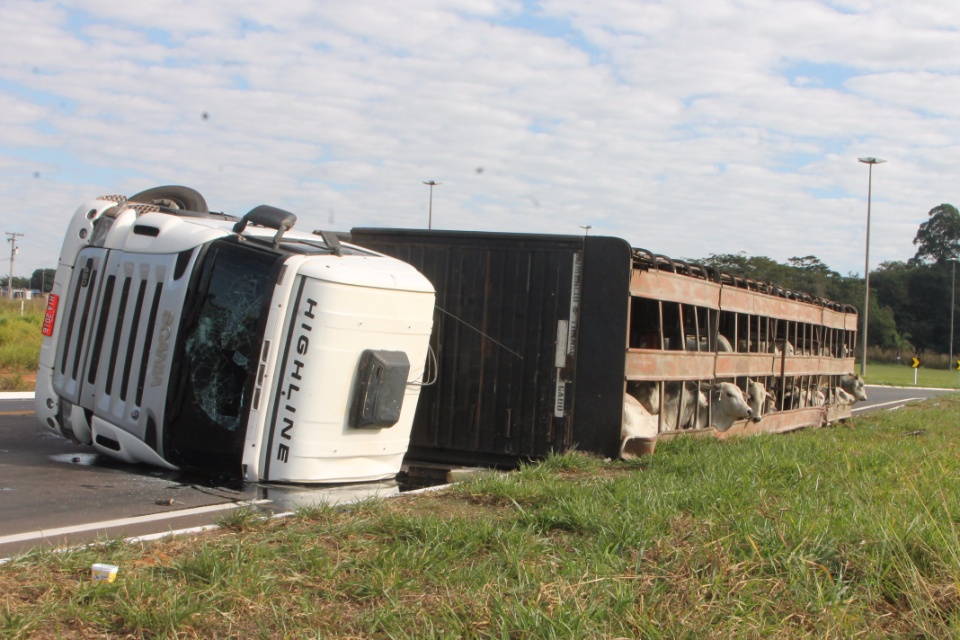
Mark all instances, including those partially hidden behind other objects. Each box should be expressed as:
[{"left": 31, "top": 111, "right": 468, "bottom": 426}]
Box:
[
  {"left": 858, "top": 156, "right": 886, "bottom": 377},
  {"left": 423, "top": 180, "right": 441, "bottom": 229}
]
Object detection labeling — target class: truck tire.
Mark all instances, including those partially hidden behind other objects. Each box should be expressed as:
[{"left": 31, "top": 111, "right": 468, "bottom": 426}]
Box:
[{"left": 129, "top": 185, "right": 209, "bottom": 214}]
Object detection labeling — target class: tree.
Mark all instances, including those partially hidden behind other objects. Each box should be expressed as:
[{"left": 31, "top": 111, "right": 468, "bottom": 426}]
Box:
[
  {"left": 890, "top": 330, "right": 913, "bottom": 364},
  {"left": 30, "top": 268, "right": 56, "bottom": 293},
  {"left": 787, "top": 255, "right": 834, "bottom": 275},
  {"left": 0, "top": 276, "right": 30, "bottom": 291},
  {"left": 912, "top": 203, "right": 960, "bottom": 265},
  {"left": 692, "top": 252, "right": 852, "bottom": 302},
  {"left": 870, "top": 300, "right": 899, "bottom": 349}
]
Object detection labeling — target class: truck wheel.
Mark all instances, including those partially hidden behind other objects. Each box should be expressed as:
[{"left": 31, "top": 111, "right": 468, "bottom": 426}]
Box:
[{"left": 129, "top": 185, "right": 209, "bottom": 214}]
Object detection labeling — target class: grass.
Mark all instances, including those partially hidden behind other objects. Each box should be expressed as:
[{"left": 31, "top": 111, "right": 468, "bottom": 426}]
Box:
[
  {"left": 3, "top": 395, "right": 960, "bottom": 638},
  {"left": 863, "top": 362, "right": 960, "bottom": 388},
  {"left": 0, "top": 299, "right": 44, "bottom": 391}
]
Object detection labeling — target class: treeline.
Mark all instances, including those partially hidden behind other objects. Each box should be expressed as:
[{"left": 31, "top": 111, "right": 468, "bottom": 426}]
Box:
[
  {"left": 0, "top": 269, "right": 57, "bottom": 293},
  {"left": 688, "top": 203, "right": 960, "bottom": 359},
  {"left": 687, "top": 252, "right": 943, "bottom": 355}
]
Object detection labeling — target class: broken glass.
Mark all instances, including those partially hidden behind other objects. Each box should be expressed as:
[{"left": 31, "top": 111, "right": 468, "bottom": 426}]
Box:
[{"left": 167, "top": 240, "right": 280, "bottom": 474}]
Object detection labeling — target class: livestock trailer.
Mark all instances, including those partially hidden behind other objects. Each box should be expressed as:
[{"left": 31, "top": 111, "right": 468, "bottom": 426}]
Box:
[{"left": 350, "top": 228, "right": 860, "bottom": 468}]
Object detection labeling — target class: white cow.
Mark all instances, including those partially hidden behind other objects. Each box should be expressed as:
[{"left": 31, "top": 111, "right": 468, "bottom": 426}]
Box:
[
  {"left": 717, "top": 334, "right": 734, "bottom": 352},
  {"left": 839, "top": 374, "right": 868, "bottom": 402},
  {"left": 779, "top": 380, "right": 825, "bottom": 409},
  {"left": 629, "top": 380, "right": 708, "bottom": 430},
  {"left": 628, "top": 381, "right": 660, "bottom": 415},
  {"left": 810, "top": 387, "right": 826, "bottom": 407},
  {"left": 662, "top": 381, "right": 709, "bottom": 430},
  {"left": 746, "top": 379, "right": 775, "bottom": 421},
  {"left": 698, "top": 382, "right": 753, "bottom": 431},
  {"left": 771, "top": 341, "right": 796, "bottom": 357},
  {"left": 684, "top": 334, "right": 733, "bottom": 352},
  {"left": 789, "top": 385, "right": 825, "bottom": 408},
  {"left": 834, "top": 387, "right": 857, "bottom": 405},
  {"left": 621, "top": 393, "right": 658, "bottom": 458}
]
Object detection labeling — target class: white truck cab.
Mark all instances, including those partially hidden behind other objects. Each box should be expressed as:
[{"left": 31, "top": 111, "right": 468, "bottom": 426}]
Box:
[{"left": 35, "top": 186, "right": 435, "bottom": 483}]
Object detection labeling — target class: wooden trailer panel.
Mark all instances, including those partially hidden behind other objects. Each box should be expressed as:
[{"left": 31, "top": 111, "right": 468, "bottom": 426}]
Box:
[{"left": 630, "top": 270, "right": 721, "bottom": 309}]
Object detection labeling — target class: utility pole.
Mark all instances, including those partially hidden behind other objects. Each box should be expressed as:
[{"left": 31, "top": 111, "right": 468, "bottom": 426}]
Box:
[{"left": 6, "top": 232, "right": 23, "bottom": 299}]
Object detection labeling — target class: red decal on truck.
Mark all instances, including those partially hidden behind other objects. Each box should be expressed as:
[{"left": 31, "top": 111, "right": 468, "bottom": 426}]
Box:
[{"left": 41, "top": 294, "right": 59, "bottom": 336}]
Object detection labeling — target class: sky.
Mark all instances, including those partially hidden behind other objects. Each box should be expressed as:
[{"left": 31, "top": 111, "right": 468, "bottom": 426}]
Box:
[{"left": 2, "top": 0, "right": 959, "bottom": 283}]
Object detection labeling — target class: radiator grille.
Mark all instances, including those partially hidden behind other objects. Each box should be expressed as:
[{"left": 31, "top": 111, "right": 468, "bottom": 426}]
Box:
[
  {"left": 54, "top": 250, "right": 106, "bottom": 404},
  {"left": 52, "top": 247, "right": 196, "bottom": 442}
]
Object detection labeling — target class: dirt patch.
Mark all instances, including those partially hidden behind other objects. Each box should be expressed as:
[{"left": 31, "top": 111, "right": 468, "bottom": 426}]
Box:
[{"left": 0, "top": 369, "right": 36, "bottom": 392}]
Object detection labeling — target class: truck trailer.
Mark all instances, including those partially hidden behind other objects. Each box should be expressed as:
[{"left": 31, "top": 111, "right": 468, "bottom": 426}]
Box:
[{"left": 350, "top": 228, "right": 860, "bottom": 468}]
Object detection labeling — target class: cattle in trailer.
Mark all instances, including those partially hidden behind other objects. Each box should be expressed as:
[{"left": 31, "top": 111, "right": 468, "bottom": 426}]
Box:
[
  {"left": 628, "top": 381, "right": 660, "bottom": 415},
  {"left": 717, "top": 334, "right": 733, "bottom": 352},
  {"left": 839, "top": 374, "right": 868, "bottom": 402},
  {"left": 662, "top": 381, "right": 709, "bottom": 430},
  {"left": 627, "top": 380, "right": 706, "bottom": 431},
  {"left": 833, "top": 387, "right": 857, "bottom": 405},
  {"left": 770, "top": 341, "right": 796, "bottom": 357},
  {"left": 699, "top": 382, "right": 753, "bottom": 431},
  {"left": 811, "top": 387, "right": 826, "bottom": 407},
  {"left": 683, "top": 333, "right": 733, "bottom": 353},
  {"left": 620, "top": 393, "right": 659, "bottom": 458},
  {"left": 746, "top": 379, "right": 775, "bottom": 421}
]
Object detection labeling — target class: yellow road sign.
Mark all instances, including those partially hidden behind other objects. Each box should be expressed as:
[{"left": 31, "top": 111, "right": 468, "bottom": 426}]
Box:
[
  {"left": 912, "top": 357, "right": 921, "bottom": 368},
  {"left": 956, "top": 360, "right": 960, "bottom": 371}
]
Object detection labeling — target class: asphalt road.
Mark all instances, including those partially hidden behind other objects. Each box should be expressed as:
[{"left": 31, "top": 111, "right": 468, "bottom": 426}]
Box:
[
  {"left": 0, "top": 384, "right": 954, "bottom": 560},
  {"left": 0, "top": 395, "right": 401, "bottom": 560},
  {"left": 850, "top": 384, "right": 954, "bottom": 414}
]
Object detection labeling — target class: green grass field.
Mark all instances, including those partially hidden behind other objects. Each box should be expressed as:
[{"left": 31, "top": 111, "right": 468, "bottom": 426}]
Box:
[
  {"left": 0, "top": 299, "right": 44, "bottom": 391},
  {"left": 3, "top": 395, "right": 960, "bottom": 638},
  {"left": 863, "top": 362, "right": 960, "bottom": 388}
]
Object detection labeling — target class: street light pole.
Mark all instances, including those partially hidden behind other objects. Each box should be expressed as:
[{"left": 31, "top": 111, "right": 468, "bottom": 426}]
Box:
[
  {"left": 951, "top": 258, "right": 956, "bottom": 371},
  {"left": 580, "top": 225, "right": 592, "bottom": 236},
  {"left": 423, "top": 181, "right": 441, "bottom": 229},
  {"left": 857, "top": 157, "right": 886, "bottom": 377}
]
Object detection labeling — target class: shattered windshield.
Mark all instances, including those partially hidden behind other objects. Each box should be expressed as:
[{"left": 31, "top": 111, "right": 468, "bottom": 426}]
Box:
[{"left": 166, "top": 240, "right": 280, "bottom": 474}]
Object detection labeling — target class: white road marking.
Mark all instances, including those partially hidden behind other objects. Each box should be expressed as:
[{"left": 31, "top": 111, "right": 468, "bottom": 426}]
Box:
[
  {"left": 852, "top": 398, "right": 923, "bottom": 413},
  {"left": 0, "top": 392, "right": 35, "bottom": 400},
  {"left": 0, "top": 499, "right": 269, "bottom": 545}
]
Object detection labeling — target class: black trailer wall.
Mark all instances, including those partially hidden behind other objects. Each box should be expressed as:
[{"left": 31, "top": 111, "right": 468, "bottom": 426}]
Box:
[{"left": 350, "top": 229, "right": 632, "bottom": 466}]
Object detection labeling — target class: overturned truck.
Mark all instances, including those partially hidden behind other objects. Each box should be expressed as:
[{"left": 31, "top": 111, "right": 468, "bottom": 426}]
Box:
[
  {"left": 35, "top": 187, "right": 435, "bottom": 483},
  {"left": 350, "top": 229, "right": 861, "bottom": 467}
]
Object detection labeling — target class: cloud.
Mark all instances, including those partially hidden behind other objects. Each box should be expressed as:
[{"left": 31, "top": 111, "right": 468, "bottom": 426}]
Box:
[{"left": 0, "top": 0, "right": 957, "bottom": 282}]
